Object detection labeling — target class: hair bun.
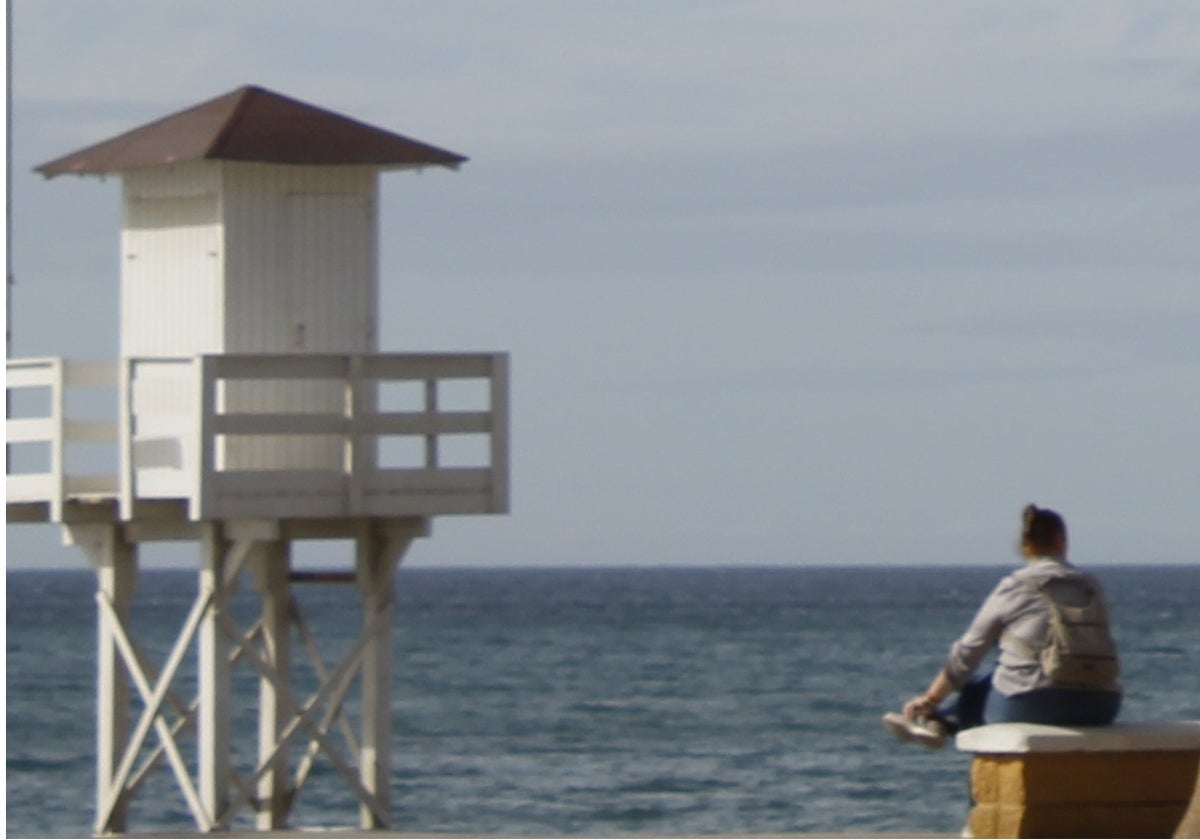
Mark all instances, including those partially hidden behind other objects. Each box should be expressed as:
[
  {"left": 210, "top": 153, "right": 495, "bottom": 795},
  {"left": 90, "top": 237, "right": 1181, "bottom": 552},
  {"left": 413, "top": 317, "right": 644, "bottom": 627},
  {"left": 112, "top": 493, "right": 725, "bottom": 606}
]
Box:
[{"left": 1020, "top": 504, "right": 1066, "bottom": 555}]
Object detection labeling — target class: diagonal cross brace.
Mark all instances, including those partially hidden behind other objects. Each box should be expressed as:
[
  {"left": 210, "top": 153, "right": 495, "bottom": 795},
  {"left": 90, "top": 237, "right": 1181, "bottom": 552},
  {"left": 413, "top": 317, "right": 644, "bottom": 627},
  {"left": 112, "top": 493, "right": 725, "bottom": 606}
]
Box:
[
  {"left": 95, "top": 588, "right": 215, "bottom": 832},
  {"left": 291, "top": 595, "right": 362, "bottom": 792},
  {"left": 213, "top": 607, "right": 393, "bottom": 829},
  {"left": 123, "top": 619, "right": 263, "bottom": 799},
  {"left": 94, "top": 581, "right": 270, "bottom": 833}
]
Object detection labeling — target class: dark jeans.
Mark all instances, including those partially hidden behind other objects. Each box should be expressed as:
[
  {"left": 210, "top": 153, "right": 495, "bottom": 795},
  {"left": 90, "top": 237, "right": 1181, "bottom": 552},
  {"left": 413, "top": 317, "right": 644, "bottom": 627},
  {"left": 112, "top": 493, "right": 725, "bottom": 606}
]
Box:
[{"left": 946, "top": 672, "right": 1122, "bottom": 731}]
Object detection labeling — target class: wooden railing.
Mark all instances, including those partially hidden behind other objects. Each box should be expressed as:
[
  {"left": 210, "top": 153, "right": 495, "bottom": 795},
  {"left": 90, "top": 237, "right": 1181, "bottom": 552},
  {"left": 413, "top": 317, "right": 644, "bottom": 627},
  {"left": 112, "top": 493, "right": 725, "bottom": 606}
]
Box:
[
  {"left": 7, "top": 353, "right": 509, "bottom": 522},
  {"left": 6, "top": 357, "right": 120, "bottom": 521}
]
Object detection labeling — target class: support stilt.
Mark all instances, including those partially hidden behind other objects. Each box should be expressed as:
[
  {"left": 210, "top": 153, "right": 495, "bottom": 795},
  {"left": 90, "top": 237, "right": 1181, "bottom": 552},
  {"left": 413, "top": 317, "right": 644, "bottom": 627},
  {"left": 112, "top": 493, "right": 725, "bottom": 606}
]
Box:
[
  {"left": 254, "top": 539, "right": 292, "bottom": 830},
  {"left": 59, "top": 515, "right": 428, "bottom": 834},
  {"left": 71, "top": 523, "right": 138, "bottom": 836},
  {"left": 356, "top": 519, "right": 423, "bottom": 829},
  {"left": 198, "top": 523, "right": 231, "bottom": 829}
]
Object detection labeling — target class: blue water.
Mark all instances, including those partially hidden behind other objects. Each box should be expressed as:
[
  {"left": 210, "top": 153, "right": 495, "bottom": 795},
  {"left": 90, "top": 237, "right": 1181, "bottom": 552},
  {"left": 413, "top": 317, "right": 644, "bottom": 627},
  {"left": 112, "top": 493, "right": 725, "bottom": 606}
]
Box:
[{"left": 6, "top": 564, "right": 1199, "bottom": 837}]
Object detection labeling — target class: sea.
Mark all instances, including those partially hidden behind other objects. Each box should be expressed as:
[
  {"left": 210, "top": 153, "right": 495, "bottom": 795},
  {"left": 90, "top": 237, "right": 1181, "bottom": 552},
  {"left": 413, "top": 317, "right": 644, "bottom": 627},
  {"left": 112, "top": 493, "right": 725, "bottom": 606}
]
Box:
[{"left": 6, "top": 564, "right": 1199, "bottom": 838}]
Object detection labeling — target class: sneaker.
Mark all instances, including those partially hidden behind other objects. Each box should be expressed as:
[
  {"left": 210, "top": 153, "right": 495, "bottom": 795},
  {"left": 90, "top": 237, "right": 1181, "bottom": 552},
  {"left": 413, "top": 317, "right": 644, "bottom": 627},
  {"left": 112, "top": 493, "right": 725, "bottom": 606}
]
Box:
[{"left": 882, "top": 711, "right": 948, "bottom": 749}]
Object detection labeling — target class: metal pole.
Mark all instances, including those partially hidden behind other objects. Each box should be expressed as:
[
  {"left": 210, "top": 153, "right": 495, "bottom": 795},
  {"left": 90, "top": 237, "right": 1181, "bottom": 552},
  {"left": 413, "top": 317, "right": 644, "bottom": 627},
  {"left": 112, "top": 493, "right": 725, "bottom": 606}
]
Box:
[{"left": 6, "top": 0, "right": 14, "bottom": 474}]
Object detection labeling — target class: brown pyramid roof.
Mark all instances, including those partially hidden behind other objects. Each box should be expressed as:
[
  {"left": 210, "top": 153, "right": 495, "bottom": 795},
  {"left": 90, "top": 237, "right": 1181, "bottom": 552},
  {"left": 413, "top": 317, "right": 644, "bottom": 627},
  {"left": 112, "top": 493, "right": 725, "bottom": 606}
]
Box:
[{"left": 36, "top": 85, "right": 467, "bottom": 177}]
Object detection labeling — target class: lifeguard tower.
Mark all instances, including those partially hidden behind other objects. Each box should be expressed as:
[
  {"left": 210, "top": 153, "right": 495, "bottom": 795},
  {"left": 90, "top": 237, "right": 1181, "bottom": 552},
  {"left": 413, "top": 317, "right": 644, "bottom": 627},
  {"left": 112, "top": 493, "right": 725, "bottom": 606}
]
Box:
[{"left": 6, "top": 86, "right": 509, "bottom": 834}]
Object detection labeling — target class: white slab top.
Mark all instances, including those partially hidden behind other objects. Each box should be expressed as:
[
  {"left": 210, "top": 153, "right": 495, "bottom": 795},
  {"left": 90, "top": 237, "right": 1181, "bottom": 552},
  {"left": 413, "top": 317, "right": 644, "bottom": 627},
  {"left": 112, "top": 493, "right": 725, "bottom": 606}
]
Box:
[{"left": 955, "top": 720, "right": 1200, "bottom": 754}]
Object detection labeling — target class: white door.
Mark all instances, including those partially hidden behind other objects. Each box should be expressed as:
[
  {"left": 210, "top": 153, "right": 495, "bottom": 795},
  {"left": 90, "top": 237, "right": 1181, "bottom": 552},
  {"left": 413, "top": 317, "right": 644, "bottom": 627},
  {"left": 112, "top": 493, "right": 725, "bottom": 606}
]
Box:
[{"left": 285, "top": 194, "right": 376, "bottom": 352}]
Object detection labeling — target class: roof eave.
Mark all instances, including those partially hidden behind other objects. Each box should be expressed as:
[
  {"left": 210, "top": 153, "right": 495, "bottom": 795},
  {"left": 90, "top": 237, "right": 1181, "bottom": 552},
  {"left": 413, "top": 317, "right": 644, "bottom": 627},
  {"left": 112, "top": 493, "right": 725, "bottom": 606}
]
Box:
[
  {"left": 34, "top": 85, "right": 469, "bottom": 178},
  {"left": 36, "top": 154, "right": 468, "bottom": 179}
]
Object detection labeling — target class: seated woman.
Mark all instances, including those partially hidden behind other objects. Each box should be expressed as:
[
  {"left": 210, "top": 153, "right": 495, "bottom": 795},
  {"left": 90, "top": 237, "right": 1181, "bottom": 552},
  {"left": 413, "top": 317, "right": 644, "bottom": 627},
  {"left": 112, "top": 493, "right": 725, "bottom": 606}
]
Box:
[{"left": 884, "top": 505, "right": 1122, "bottom": 749}]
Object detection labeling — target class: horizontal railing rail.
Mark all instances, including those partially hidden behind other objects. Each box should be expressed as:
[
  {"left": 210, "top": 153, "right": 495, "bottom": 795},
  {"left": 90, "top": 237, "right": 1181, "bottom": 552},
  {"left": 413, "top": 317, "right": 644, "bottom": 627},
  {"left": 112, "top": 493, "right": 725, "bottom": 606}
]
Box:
[{"left": 7, "top": 353, "right": 509, "bottom": 523}]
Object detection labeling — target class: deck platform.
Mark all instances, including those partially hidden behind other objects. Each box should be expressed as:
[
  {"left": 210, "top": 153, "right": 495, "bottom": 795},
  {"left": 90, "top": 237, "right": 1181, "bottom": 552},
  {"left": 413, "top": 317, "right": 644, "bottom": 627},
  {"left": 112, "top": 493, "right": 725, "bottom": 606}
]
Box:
[{"left": 7, "top": 350, "right": 509, "bottom": 835}]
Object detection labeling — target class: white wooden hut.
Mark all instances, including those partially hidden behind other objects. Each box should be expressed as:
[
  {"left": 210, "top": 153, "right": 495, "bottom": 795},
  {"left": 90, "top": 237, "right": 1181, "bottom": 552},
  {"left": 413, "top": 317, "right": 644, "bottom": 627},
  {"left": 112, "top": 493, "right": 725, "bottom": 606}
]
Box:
[{"left": 7, "top": 86, "right": 509, "bottom": 834}]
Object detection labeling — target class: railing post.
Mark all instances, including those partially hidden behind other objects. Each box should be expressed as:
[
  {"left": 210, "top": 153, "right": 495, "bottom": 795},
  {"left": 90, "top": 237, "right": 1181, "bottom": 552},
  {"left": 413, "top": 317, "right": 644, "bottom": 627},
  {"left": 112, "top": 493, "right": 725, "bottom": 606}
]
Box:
[
  {"left": 49, "top": 357, "right": 65, "bottom": 521},
  {"left": 345, "top": 355, "right": 366, "bottom": 515},
  {"left": 193, "top": 356, "right": 216, "bottom": 521},
  {"left": 423, "top": 377, "right": 438, "bottom": 470},
  {"left": 118, "top": 358, "right": 135, "bottom": 520},
  {"left": 489, "top": 354, "right": 510, "bottom": 514}
]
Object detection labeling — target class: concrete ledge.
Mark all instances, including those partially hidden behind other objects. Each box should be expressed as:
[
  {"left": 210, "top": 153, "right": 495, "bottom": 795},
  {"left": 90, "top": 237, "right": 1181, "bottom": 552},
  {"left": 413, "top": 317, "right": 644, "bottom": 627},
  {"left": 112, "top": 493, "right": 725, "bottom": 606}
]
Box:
[
  {"left": 956, "top": 720, "right": 1200, "bottom": 754},
  {"left": 956, "top": 722, "right": 1200, "bottom": 838}
]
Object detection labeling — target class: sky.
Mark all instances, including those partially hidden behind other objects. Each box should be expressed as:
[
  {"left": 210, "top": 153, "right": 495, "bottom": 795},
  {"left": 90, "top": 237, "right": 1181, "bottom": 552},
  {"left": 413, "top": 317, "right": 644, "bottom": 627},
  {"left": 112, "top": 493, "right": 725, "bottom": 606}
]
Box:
[{"left": 5, "top": 1, "right": 1200, "bottom": 569}]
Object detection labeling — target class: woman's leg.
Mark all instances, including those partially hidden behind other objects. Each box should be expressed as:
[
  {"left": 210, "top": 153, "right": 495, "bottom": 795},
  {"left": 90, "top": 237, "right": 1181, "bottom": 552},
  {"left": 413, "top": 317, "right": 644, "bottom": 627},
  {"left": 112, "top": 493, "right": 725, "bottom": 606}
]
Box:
[{"left": 939, "top": 673, "right": 993, "bottom": 732}]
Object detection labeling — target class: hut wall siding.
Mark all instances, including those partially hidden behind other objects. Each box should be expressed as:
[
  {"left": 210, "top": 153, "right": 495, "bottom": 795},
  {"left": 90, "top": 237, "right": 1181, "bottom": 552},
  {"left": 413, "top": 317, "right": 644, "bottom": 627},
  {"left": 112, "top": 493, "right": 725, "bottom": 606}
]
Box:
[
  {"left": 219, "top": 163, "right": 379, "bottom": 470},
  {"left": 119, "top": 162, "right": 382, "bottom": 472},
  {"left": 221, "top": 163, "right": 378, "bottom": 355},
  {"left": 120, "top": 163, "right": 225, "bottom": 359}
]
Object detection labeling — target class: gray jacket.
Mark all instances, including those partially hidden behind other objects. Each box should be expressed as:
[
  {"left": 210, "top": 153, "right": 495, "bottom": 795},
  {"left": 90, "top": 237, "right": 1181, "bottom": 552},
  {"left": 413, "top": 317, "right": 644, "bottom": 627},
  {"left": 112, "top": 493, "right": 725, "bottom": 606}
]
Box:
[{"left": 942, "top": 557, "right": 1120, "bottom": 697}]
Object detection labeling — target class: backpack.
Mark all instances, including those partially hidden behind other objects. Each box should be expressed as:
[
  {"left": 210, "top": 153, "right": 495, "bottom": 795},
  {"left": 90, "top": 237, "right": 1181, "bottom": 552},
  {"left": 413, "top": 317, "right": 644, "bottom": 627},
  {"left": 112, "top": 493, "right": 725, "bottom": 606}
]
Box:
[{"left": 1024, "top": 571, "right": 1120, "bottom": 689}]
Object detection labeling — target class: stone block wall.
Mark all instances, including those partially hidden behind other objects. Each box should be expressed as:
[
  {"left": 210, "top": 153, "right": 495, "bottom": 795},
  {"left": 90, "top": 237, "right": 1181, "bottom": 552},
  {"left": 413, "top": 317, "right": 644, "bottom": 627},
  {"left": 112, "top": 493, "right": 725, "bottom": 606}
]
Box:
[{"left": 957, "top": 721, "right": 1200, "bottom": 839}]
